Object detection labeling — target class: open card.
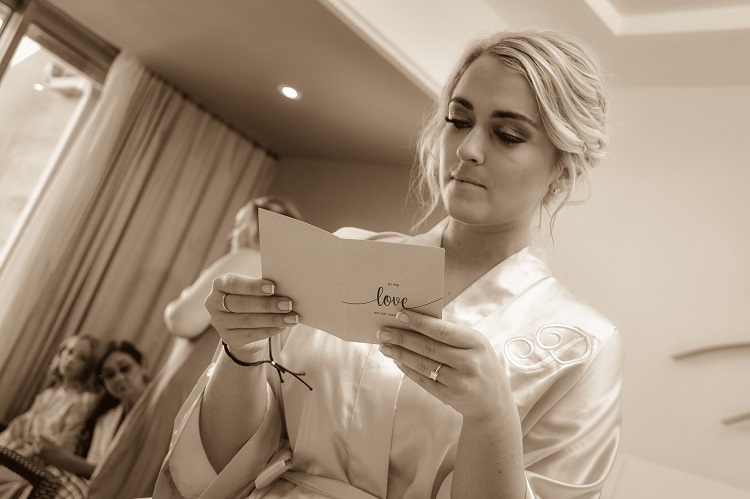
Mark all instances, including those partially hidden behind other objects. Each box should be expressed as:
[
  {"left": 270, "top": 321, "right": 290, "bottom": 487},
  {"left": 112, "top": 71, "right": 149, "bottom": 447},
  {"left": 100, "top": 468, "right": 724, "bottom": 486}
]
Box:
[{"left": 259, "top": 210, "right": 444, "bottom": 343}]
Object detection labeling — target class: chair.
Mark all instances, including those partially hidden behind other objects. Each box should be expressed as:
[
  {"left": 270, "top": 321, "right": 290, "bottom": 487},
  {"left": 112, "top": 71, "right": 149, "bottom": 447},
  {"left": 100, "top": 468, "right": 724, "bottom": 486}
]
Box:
[{"left": 0, "top": 446, "right": 62, "bottom": 499}]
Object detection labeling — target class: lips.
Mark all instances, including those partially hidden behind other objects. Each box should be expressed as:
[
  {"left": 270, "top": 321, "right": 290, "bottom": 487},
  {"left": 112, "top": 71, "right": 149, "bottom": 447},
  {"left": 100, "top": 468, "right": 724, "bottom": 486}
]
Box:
[{"left": 450, "top": 172, "right": 486, "bottom": 188}]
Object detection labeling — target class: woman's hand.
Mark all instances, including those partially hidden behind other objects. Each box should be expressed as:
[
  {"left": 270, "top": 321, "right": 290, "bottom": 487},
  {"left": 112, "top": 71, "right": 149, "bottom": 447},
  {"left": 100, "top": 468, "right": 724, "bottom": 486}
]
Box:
[
  {"left": 377, "top": 310, "right": 511, "bottom": 424},
  {"left": 206, "top": 273, "right": 298, "bottom": 361},
  {"left": 37, "top": 435, "right": 96, "bottom": 478},
  {"left": 37, "top": 436, "right": 67, "bottom": 468}
]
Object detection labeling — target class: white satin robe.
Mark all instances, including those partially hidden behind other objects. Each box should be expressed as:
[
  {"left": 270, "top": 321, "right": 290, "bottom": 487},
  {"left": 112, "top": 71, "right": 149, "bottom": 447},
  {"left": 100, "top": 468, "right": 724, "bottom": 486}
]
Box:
[{"left": 154, "top": 219, "right": 623, "bottom": 499}]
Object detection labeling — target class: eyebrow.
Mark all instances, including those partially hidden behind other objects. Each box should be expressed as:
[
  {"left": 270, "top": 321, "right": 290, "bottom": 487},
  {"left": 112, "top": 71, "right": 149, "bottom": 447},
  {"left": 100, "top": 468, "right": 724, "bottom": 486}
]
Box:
[{"left": 450, "top": 97, "right": 538, "bottom": 127}]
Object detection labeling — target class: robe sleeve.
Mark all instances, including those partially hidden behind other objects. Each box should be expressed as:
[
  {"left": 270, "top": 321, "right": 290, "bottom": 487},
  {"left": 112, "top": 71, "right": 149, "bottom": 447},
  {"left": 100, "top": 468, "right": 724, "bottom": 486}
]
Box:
[
  {"left": 155, "top": 362, "right": 284, "bottom": 499},
  {"left": 523, "top": 328, "right": 623, "bottom": 498},
  {"left": 433, "top": 330, "right": 621, "bottom": 499}
]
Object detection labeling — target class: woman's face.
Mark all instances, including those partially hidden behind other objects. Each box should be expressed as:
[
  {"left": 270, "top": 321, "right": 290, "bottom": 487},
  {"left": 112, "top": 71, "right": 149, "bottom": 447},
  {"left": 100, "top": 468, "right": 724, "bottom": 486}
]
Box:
[
  {"left": 58, "top": 337, "right": 92, "bottom": 383},
  {"left": 99, "top": 351, "right": 148, "bottom": 405},
  {"left": 439, "top": 54, "right": 558, "bottom": 230}
]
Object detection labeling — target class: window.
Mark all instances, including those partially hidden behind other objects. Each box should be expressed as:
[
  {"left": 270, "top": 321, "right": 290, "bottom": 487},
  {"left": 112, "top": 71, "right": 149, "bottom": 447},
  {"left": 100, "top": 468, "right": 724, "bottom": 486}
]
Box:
[
  {"left": 0, "top": 34, "right": 98, "bottom": 253},
  {"left": 0, "top": 1, "right": 115, "bottom": 265},
  {"left": 0, "top": 4, "right": 11, "bottom": 31}
]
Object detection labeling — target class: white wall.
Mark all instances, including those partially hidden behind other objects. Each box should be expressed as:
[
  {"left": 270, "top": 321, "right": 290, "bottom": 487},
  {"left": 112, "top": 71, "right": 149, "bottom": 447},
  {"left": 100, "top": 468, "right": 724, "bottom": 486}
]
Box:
[
  {"left": 604, "top": 453, "right": 750, "bottom": 499},
  {"left": 548, "top": 86, "right": 750, "bottom": 493}
]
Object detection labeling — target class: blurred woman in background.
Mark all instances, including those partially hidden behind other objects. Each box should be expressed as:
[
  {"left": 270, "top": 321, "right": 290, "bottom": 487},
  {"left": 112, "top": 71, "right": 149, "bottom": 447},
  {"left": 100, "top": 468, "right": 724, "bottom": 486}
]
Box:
[
  {"left": 0, "top": 334, "right": 99, "bottom": 497},
  {"left": 30, "top": 340, "right": 149, "bottom": 498}
]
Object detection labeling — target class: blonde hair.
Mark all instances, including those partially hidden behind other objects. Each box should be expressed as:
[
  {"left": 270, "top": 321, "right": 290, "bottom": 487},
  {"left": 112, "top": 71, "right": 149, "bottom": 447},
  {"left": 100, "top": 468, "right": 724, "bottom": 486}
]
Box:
[
  {"left": 412, "top": 29, "right": 608, "bottom": 232},
  {"left": 47, "top": 334, "right": 100, "bottom": 391}
]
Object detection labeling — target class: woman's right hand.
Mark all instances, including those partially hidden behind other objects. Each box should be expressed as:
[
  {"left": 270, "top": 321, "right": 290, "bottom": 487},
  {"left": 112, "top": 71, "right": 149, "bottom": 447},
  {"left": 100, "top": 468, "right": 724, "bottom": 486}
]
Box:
[{"left": 206, "top": 273, "right": 298, "bottom": 360}]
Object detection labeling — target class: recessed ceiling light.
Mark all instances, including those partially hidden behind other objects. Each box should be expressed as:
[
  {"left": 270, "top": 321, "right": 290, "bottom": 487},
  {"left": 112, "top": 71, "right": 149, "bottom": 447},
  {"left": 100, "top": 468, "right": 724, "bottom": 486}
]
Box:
[
  {"left": 33, "top": 83, "right": 44, "bottom": 91},
  {"left": 278, "top": 85, "right": 301, "bottom": 100}
]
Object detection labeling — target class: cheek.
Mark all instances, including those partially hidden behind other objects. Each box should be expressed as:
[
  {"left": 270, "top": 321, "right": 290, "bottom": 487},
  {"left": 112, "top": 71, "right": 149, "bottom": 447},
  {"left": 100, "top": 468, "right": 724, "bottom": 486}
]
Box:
[{"left": 129, "top": 370, "right": 148, "bottom": 387}]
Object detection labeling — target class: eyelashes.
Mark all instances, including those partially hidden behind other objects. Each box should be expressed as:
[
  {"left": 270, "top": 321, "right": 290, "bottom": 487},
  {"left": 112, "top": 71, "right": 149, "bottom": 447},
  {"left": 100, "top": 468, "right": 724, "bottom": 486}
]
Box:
[
  {"left": 445, "top": 116, "right": 468, "bottom": 129},
  {"left": 444, "top": 116, "right": 525, "bottom": 145}
]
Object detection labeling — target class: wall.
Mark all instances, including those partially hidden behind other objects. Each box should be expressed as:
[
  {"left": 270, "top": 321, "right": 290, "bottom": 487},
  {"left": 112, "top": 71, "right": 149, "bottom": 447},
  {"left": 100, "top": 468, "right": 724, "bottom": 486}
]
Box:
[
  {"left": 547, "top": 86, "right": 750, "bottom": 493},
  {"left": 604, "top": 453, "right": 750, "bottom": 499},
  {"left": 266, "top": 156, "right": 443, "bottom": 235}
]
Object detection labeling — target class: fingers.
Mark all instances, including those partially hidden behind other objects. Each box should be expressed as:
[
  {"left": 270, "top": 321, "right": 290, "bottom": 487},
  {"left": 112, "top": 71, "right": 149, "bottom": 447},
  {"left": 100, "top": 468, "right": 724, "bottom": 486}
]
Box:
[
  {"left": 212, "top": 293, "right": 293, "bottom": 315},
  {"left": 211, "top": 312, "right": 299, "bottom": 331},
  {"left": 213, "top": 273, "right": 275, "bottom": 296},
  {"left": 395, "top": 311, "right": 475, "bottom": 349},
  {"left": 397, "top": 362, "right": 451, "bottom": 396},
  {"left": 379, "top": 342, "right": 451, "bottom": 385},
  {"left": 206, "top": 273, "right": 299, "bottom": 349},
  {"left": 207, "top": 274, "right": 293, "bottom": 316},
  {"left": 377, "top": 327, "right": 451, "bottom": 366}
]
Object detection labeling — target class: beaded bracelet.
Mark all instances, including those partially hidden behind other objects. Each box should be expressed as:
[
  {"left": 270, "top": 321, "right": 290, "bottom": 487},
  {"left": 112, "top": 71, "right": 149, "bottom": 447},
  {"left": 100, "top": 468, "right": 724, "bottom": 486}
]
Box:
[{"left": 222, "top": 339, "right": 313, "bottom": 391}]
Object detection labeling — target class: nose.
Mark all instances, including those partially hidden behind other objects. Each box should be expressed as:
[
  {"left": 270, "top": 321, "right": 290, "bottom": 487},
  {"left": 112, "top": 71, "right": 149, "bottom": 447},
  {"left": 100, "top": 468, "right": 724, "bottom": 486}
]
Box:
[{"left": 456, "top": 126, "right": 486, "bottom": 165}]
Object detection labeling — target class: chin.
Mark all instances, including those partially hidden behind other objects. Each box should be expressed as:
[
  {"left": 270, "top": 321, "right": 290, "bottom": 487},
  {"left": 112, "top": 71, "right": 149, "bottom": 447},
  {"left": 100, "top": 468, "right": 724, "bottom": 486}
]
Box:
[{"left": 444, "top": 200, "right": 492, "bottom": 226}]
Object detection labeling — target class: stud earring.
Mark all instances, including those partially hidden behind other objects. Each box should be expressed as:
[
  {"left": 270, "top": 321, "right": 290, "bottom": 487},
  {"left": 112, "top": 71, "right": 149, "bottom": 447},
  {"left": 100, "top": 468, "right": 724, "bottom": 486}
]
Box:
[{"left": 550, "top": 186, "right": 561, "bottom": 195}]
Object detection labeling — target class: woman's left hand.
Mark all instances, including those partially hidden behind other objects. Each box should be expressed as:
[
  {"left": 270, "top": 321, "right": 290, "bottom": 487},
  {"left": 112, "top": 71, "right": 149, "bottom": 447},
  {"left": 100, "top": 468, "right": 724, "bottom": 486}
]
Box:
[
  {"left": 377, "top": 310, "right": 510, "bottom": 424},
  {"left": 37, "top": 436, "right": 67, "bottom": 467}
]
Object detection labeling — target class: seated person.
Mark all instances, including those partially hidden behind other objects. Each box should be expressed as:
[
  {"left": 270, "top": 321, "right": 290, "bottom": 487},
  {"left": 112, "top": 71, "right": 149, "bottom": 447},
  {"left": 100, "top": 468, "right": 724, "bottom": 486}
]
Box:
[
  {"left": 16, "top": 341, "right": 150, "bottom": 498},
  {"left": 0, "top": 335, "right": 99, "bottom": 496}
]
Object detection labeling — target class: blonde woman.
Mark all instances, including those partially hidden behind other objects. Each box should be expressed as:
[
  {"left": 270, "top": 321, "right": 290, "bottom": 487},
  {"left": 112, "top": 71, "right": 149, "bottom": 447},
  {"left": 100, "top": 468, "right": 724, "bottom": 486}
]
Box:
[
  {"left": 0, "top": 335, "right": 99, "bottom": 497},
  {"left": 156, "top": 30, "right": 622, "bottom": 499}
]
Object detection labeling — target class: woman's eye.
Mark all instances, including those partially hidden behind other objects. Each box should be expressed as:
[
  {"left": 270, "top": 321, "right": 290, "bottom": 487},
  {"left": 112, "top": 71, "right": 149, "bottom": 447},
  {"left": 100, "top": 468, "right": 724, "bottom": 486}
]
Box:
[
  {"left": 444, "top": 116, "right": 470, "bottom": 130},
  {"left": 495, "top": 130, "right": 524, "bottom": 145}
]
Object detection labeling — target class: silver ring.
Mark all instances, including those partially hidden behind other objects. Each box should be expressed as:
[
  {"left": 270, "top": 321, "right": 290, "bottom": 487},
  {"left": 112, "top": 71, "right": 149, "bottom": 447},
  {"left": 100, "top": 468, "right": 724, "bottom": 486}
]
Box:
[
  {"left": 429, "top": 363, "right": 442, "bottom": 382},
  {"left": 221, "top": 292, "right": 231, "bottom": 313}
]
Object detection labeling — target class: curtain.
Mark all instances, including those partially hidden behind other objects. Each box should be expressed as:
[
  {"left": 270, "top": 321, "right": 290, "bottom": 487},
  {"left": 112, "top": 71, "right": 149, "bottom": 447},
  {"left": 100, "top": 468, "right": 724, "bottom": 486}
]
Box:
[{"left": 0, "top": 53, "right": 277, "bottom": 421}]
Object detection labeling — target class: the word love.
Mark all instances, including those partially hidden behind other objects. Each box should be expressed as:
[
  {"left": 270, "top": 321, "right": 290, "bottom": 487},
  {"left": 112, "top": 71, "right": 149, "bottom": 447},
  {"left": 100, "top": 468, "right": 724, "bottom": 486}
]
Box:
[{"left": 376, "top": 286, "right": 408, "bottom": 308}]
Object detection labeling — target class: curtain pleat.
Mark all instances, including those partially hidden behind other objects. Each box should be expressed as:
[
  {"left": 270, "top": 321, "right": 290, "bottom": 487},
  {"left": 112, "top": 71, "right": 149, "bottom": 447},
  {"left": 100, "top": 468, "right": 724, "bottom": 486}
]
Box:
[{"left": 0, "top": 53, "right": 276, "bottom": 420}]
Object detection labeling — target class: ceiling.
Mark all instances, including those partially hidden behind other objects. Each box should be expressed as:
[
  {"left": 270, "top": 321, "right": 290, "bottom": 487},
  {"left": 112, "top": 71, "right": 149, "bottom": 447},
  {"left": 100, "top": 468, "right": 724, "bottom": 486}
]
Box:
[
  {"left": 46, "top": 0, "right": 750, "bottom": 167},
  {"left": 46, "top": 0, "right": 434, "bottom": 166}
]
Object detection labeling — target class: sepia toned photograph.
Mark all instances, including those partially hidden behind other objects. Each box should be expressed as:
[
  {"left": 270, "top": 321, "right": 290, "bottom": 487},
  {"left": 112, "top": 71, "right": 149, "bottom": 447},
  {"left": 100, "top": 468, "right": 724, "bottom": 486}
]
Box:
[{"left": 0, "top": 1, "right": 748, "bottom": 498}]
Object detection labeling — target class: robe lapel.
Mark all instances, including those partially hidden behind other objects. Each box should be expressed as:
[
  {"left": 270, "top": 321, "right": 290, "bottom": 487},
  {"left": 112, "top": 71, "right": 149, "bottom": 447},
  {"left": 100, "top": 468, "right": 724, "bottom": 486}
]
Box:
[{"left": 346, "top": 344, "right": 404, "bottom": 497}]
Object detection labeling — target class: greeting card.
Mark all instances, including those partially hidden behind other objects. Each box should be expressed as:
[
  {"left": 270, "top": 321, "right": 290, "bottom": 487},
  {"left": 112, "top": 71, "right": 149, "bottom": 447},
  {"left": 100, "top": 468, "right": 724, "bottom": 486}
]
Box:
[{"left": 259, "top": 210, "right": 444, "bottom": 343}]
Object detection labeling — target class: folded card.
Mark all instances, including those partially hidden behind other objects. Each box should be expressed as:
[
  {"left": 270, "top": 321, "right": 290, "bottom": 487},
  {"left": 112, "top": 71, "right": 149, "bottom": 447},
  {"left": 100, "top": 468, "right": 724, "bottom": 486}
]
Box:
[{"left": 259, "top": 210, "right": 445, "bottom": 343}]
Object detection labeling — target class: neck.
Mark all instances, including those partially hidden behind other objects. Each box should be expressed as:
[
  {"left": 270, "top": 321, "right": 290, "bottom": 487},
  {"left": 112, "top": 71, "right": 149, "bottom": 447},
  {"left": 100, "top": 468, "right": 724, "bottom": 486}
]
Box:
[
  {"left": 121, "top": 388, "right": 146, "bottom": 414},
  {"left": 61, "top": 377, "right": 84, "bottom": 392},
  {"left": 442, "top": 218, "right": 531, "bottom": 271},
  {"left": 439, "top": 219, "right": 532, "bottom": 304},
  {"left": 121, "top": 399, "right": 133, "bottom": 414}
]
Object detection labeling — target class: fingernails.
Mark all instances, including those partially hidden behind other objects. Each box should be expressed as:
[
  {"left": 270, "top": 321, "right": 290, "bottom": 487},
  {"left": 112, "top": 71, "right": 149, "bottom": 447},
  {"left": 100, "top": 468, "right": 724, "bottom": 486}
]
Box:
[
  {"left": 379, "top": 344, "right": 393, "bottom": 356},
  {"left": 283, "top": 314, "right": 298, "bottom": 324},
  {"left": 261, "top": 284, "right": 275, "bottom": 294},
  {"left": 278, "top": 300, "right": 293, "bottom": 311},
  {"left": 376, "top": 329, "right": 391, "bottom": 341},
  {"left": 396, "top": 312, "right": 409, "bottom": 324}
]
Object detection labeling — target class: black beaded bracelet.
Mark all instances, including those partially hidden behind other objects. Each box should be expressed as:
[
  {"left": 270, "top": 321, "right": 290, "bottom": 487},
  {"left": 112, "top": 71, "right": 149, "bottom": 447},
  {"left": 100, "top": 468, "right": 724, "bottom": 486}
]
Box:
[{"left": 221, "top": 339, "right": 313, "bottom": 391}]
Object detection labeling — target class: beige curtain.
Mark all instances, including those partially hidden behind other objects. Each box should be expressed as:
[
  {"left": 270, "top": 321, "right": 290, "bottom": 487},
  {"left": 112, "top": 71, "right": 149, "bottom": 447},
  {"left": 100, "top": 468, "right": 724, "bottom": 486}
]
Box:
[{"left": 0, "top": 53, "right": 277, "bottom": 420}]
